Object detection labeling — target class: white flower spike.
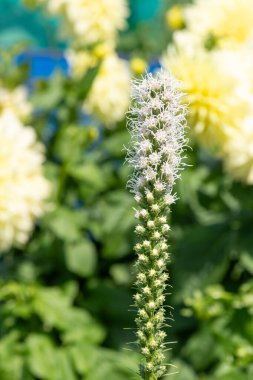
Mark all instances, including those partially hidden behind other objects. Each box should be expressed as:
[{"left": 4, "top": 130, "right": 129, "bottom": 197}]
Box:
[{"left": 126, "top": 70, "right": 187, "bottom": 379}]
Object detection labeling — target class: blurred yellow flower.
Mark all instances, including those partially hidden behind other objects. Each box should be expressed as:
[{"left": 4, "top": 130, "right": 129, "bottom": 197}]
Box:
[
  {"left": 87, "top": 126, "right": 99, "bottom": 141},
  {"left": 222, "top": 118, "right": 253, "bottom": 184},
  {"left": 130, "top": 57, "right": 147, "bottom": 75},
  {"left": 93, "top": 43, "right": 113, "bottom": 60},
  {"left": 162, "top": 47, "right": 251, "bottom": 150},
  {"left": 0, "top": 86, "right": 31, "bottom": 121},
  {"left": 84, "top": 54, "right": 130, "bottom": 125},
  {"left": 184, "top": 0, "right": 253, "bottom": 48},
  {"left": 46, "top": 0, "right": 129, "bottom": 46},
  {"left": 166, "top": 5, "right": 184, "bottom": 30},
  {"left": 0, "top": 111, "right": 50, "bottom": 252}
]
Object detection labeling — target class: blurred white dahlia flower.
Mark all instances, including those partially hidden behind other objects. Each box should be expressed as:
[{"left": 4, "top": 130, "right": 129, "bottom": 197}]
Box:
[
  {"left": 162, "top": 47, "right": 252, "bottom": 151},
  {"left": 83, "top": 53, "right": 131, "bottom": 125},
  {"left": 66, "top": 49, "right": 97, "bottom": 79},
  {"left": 0, "top": 111, "right": 50, "bottom": 252},
  {"left": 46, "top": 0, "right": 129, "bottom": 46},
  {"left": 0, "top": 86, "right": 31, "bottom": 121},
  {"left": 184, "top": 0, "right": 253, "bottom": 48},
  {"left": 222, "top": 118, "right": 253, "bottom": 185}
]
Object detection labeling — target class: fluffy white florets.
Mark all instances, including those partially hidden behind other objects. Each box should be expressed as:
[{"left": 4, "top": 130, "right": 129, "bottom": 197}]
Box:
[
  {"left": 0, "top": 111, "right": 50, "bottom": 252},
  {"left": 127, "top": 71, "right": 187, "bottom": 196}
]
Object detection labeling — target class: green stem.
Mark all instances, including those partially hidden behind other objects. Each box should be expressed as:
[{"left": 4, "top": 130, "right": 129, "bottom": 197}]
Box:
[
  {"left": 144, "top": 373, "right": 157, "bottom": 380},
  {"left": 57, "top": 161, "right": 68, "bottom": 202}
]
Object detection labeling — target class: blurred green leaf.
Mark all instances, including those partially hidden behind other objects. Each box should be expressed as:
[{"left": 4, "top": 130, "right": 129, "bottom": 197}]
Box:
[
  {"left": 31, "top": 72, "right": 65, "bottom": 111},
  {"left": 173, "top": 224, "right": 231, "bottom": 300},
  {"left": 54, "top": 125, "right": 90, "bottom": 163},
  {"left": 183, "top": 327, "right": 219, "bottom": 371},
  {"left": 85, "top": 348, "right": 139, "bottom": 380},
  {"left": 68, "top": 343, "right": 98, "bottom": 376},
  {"left": 65, "top": 240, "right": 97, "bottom": 277},
  {"left": 0, "top": 332, "right": 24, "bottom": 380},
  {"left": 69, "top": 163, "right": 106, "bottom": 189},
  {"left": 46, "top": 207, "right": 86, "bottom": 242},
  {"left": 26, "top": 334, "right": 76, "bottom": 380},
  {"left": 165, "top": 360, "right": 198, "bottom": 380},
  {"left": 76, "top": 65, "right": 101, "bottom": 99}
]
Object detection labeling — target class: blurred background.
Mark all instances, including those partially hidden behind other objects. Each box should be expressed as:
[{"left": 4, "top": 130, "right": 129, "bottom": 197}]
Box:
[{"left": 1, "top": 0, "right": 253, "bottom": 379}]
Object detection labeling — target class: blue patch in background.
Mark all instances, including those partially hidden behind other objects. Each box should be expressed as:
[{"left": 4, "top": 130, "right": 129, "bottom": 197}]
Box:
[{"left": 17, "top": 50, "right": 68, "bottom": 79}]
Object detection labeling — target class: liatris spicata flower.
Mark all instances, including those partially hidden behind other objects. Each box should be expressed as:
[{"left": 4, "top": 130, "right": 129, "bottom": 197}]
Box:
[{"left": 126, "top": 71, "right": 187, "bottom": 379}]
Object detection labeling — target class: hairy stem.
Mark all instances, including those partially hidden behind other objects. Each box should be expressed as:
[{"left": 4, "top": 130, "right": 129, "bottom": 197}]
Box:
[{"left": 145, "top": 372, "right": 157, "bottom": 380}]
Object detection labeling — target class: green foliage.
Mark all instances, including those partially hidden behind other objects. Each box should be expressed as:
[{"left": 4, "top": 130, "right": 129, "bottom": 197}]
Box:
[
  {"left": 0, "top": 47, "right": 139, "bottom": 379},
  {"left": 2, "top": 63, "right": 253, "bottom": 378},
  {"left": 1, "top": 2, "right": 253, "bottom": 378},
  {"left": 184, "top": 281, "right": 253, "bottom": 378}
]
